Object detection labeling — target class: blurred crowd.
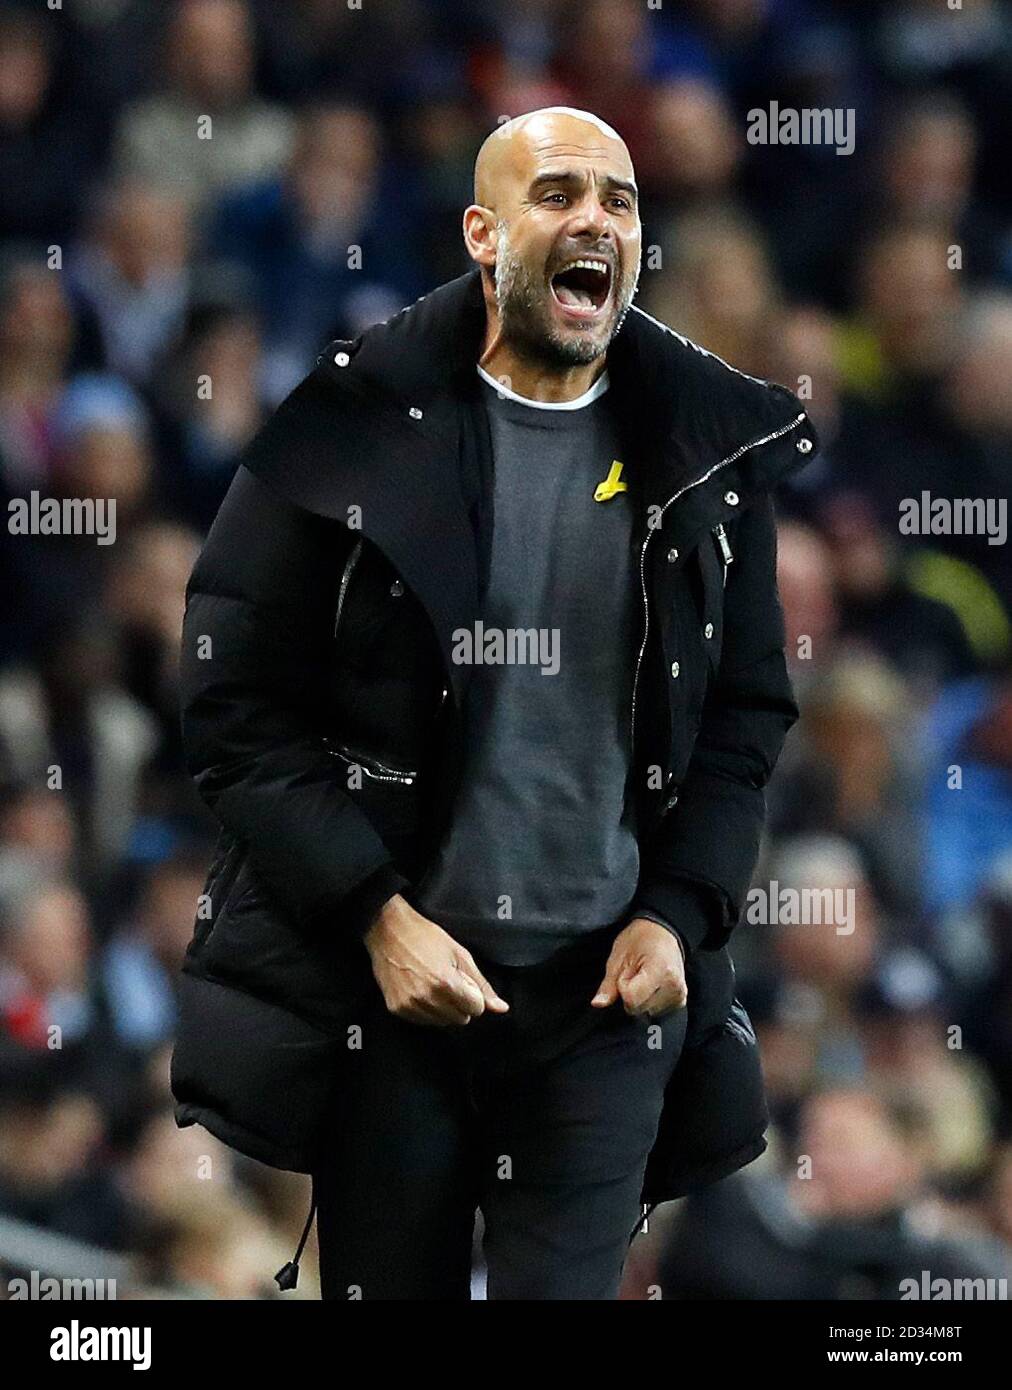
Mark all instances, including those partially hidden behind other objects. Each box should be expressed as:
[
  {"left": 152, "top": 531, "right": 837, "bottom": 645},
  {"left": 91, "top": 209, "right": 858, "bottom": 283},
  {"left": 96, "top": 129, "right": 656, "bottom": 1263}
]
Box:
[{"left": 0, "top": 0, "right": 1009, "bottom": 1300}]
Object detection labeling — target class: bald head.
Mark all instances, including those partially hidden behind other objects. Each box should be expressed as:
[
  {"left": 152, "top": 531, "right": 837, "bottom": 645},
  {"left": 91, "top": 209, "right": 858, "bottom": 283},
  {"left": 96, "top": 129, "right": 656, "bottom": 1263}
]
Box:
[
  {"left": 464, "top": 107, "right": 641, "bottom": 375},
  {"left": 473, "top": 107, "right": 632, "bottom": 207}
]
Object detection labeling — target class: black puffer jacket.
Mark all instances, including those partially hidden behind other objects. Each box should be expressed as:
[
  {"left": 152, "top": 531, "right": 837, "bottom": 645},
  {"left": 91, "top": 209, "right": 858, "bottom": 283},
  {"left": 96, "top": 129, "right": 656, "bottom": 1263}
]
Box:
[{"left": 170, "top": 269, "right": 817, "bottom": 1205}]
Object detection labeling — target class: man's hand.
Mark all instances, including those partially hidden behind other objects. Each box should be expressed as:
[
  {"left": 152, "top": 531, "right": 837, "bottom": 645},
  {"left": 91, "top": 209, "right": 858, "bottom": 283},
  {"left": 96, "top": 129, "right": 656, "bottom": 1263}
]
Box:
[
  {"left": 591, "top": 917, "right": 688, "bottom": 1018},
  {"left": 363, "top": 894, "right": 510, "bottom": 1027}
]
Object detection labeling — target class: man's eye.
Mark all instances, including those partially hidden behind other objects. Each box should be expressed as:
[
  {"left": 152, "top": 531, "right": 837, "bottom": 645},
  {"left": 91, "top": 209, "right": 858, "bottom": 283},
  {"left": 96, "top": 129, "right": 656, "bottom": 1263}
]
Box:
[
  {"left": 543, "top": 192, "right": 568, "bottom": 205},
  {"left": 610, "top": 197, "right": 631, "bottom": 211}
]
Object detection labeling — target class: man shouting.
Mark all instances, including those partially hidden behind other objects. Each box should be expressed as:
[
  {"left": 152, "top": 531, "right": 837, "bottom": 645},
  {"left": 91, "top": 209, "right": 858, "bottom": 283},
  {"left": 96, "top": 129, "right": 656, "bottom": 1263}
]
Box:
[{"left": 171, "top": 108, "right": 817, "bottom": 1300}]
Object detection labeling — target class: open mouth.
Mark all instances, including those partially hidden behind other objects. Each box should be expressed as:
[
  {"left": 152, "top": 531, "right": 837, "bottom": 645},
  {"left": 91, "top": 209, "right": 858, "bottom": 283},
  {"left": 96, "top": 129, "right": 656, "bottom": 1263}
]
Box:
[{"left": 549, "top": 258, "right": 613, "bottom": 317}]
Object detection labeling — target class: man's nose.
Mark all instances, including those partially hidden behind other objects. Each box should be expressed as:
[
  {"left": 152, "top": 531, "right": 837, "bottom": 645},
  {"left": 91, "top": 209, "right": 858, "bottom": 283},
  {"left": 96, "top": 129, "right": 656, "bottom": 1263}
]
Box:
[{"left": 565, "top": 195, "right": 612, "bottom": 240}]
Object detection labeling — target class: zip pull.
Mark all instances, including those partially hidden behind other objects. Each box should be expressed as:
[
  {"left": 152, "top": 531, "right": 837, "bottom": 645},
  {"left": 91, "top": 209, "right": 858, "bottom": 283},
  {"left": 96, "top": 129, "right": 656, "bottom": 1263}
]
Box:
[
  {"left": 713, "top": 524, "right": 733, "bottom": 588},
  {"left": 713, "top": 523, "right": 733, "bottom": 567}
]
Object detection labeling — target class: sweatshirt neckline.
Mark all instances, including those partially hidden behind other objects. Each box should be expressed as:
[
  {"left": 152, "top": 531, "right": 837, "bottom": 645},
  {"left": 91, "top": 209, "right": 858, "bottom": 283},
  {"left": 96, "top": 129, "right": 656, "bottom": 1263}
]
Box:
[{"left": 476, "top": 363, "right": 610, "bottom": 410}]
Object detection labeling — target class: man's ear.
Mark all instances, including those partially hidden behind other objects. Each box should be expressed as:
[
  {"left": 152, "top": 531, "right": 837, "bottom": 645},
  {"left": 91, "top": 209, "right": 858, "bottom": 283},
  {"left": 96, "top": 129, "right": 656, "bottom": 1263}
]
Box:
[{"left": 463, "top": 205, "right": 498, "bottom": 269}]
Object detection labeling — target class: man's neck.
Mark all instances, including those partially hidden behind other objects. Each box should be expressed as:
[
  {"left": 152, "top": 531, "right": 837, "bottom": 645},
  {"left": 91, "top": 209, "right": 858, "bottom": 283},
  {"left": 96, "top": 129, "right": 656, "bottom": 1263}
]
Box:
[{"left": 478, "top": 325, "right": 606, "bottom": 404}]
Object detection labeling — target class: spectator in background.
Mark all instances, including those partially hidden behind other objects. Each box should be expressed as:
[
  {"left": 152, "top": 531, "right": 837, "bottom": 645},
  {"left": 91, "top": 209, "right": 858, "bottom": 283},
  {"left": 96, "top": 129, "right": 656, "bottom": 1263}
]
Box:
[
  {"left": 740, "top": 970, "right": 822, "bottom": 1140},
  {"left": 761, "top": 304, "right": 846, "bottom": 512},
  {"left": 774, "top": 521, "right": 839, "bottom": 683},
  {"left": 819, "top": 494, "right": 976, "bottom": 691},
  {"left": 856, "top": 948, "right": 995, "bottom": 1182},
  {"left": 0, "top": 790, "right": 76, "bottom": 882},
  {"left": 933, "top": 293, "right": 1012, "bottom": 612},
  {"left": 771, "top": 658, "right": 924, "bottom": 923},
  {"left": 547, "top": 0, "right": 713, "bottom": 173},
  {"left": 762, "top": 835, "right": 880, "bottom": 1079},
  {"left": 209, "top": 102, "right": 423, "bottom": 401},
  {"left": 69, "top": 181, "right": 193, "bottom": 385},
  {"left": 99, "top": 851, "right": 206, "bottom": 1054},
  {"left": 876, "top": 0, "right": 1012, "bottom": 104},
  {"left": 729, "top": 835, "right": 884, "bottom": 1134},
  {"left": 840, "top": 222, "right": 962, "bottom": 401},
  {"left": 0, "top": 259, "right": 77, "bottom": 496},
  {"left": 648, "top": 1087, "right": 1010, "bottom": 1300},
  {"left": 831, "top": 289, "right": 1011, "bottom": 655},
  {"left": 548, "top": 0, "right": 659, "bottom": 167},
  {"left": 944, "top": 294, "right": 1012, "bottom": 449},
  {"left": 642, "top": 79, "right": 742, "bottom": 221},
  {"left": 141, "top": 1185, "right": 297, "bottom": 1297},
  {"left": 148, "top": 301, "right": 268, "bottom": 530},
  {"left": 2, "top": 374, "right": 156, "bottom": 660},
  {"left": 878, "top": 95, "right": 1005, "bottom": 286},
  {"left": 922, "top": 668, "right": 1012, "bottom": 919},
  {"left": 719, "top": 4, "right": 868, "bottom": 311},
  {"left": 0, "top": 618, "right": 157, "bottom": 871},
  {"left": 116, "top": 1108, "right": 310, "bottom": 1296},
  {"left": 53, "top": 375, "right": 155, "bottom": 532},
  {"left": 953, "top": 858, "right": 1012, "bottom": 1135},
  {"left": 403, "top": 96, "right": 483, "bottom": 290},
  {"left": 0, "top": 1078, "right": 123, "bottom": 1250},
  {"left": 0, "top": 10, "right": 103, "bottom": 245},
  {"left": 681, "top": 0, "right": 789, "bottom": 53},
  {"left": 112, "top": 0, "right": 293, "bottom": 220},
  {"left": 253, "top": 0, "right": 424, "bottom": 114},
  {"left": 874, "top": 1, "right": 1012, "bottom": 240},
  {"left": 0, "top": 872, "right": 113, "bottom": 1113},
  {"left": 104, "top": 521, "right": 201, "bottom": 791},
  {"left": 643, "top": 209, "right": 778, "bottom": 379}
]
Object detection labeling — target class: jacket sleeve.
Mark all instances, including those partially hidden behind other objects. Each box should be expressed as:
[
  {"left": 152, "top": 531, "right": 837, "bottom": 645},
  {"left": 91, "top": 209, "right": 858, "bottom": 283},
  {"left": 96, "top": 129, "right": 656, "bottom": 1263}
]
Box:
[
  {"left": 632, "top": 495, "right": 798, "bottom": 954},
  {"left": 179, "top": 464, "right": 409, "bottom": 936}
]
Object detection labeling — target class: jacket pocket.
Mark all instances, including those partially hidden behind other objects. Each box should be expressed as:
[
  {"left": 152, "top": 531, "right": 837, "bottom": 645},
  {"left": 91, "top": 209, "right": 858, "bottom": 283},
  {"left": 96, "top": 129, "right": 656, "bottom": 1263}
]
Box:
[
  {"left": 321, "top": 737, "right": 425, "bottom": 873},
  {"left": 322, "top": 738, "right": 418, "bottom": 786},
  {"left": 330, "top": 536, "right": 423, "bottom": 678}
]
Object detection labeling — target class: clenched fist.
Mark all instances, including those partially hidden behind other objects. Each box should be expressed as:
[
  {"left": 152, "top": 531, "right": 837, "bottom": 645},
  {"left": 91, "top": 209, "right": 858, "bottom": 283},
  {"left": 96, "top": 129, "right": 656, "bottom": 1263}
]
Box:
[
  {"left": 591, "top": 917, "right": 688, "bottom": 1018},
  {"left": 363, "top": 893, "right": 510, "bottom": 1027}
]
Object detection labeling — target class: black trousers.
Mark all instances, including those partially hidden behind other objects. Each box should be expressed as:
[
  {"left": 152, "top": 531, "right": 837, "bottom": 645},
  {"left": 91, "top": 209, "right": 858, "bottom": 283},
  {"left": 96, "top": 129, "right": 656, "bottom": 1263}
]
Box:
[{"left": 313, "top": 924, "right": 687, "bottom": 1300}]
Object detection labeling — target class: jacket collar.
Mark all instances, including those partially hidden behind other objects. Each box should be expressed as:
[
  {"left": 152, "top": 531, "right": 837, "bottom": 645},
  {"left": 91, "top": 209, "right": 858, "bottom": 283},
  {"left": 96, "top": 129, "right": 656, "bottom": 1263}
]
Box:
[
  {"left": 328, "top": 267, "right": 816, "bottom": 503},
  {"left": 242, "top": 270, "right": 816, "bottom": 708}
]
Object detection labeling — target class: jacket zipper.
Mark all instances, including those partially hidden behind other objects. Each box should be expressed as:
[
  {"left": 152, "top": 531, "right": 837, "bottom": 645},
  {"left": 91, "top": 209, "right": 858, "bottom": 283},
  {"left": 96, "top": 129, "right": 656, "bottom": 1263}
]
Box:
[
  {"left": 333, "top": 537, "right": 364, "bottom": 639},
  {"left": 323, "top": 739, "right": 417, "bottom": 786},
  {"left": 630, "top": 412, "right": 806, "bottom": 754}
]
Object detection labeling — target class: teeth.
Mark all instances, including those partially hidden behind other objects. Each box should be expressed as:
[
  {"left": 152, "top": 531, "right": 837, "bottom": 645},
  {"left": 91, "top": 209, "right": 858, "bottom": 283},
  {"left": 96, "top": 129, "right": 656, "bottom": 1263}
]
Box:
[{"left": 551, "top": 257, "right": 611, "bottom": 311}]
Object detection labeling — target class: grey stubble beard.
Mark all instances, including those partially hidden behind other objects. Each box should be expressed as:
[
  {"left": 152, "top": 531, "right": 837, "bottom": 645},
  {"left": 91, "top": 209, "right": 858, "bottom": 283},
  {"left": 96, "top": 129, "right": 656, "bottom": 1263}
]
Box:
[{"left": 492, "top": 219, "right": 640, "bottom": 369}]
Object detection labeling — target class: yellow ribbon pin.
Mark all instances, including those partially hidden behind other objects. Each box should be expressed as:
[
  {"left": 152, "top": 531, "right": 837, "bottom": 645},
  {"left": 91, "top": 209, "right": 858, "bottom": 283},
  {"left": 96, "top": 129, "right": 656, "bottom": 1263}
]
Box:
[{"left": 594, "top": 460, "right": 627, "bottom": 502}]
